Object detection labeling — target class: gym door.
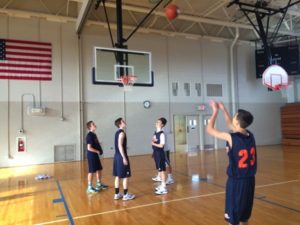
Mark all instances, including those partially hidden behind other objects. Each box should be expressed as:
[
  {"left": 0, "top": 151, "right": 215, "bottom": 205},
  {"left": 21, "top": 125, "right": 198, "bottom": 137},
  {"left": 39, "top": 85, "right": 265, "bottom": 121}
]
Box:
[{"left": 186, "top": 115, "right": 200, "bottom": 151}]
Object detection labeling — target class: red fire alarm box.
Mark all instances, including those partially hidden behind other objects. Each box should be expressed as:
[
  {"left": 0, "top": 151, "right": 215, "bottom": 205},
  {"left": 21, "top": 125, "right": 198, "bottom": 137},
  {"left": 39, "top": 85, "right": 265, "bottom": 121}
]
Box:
[{"left": 16, "top": 137, "right": 26, "bottom": 152}]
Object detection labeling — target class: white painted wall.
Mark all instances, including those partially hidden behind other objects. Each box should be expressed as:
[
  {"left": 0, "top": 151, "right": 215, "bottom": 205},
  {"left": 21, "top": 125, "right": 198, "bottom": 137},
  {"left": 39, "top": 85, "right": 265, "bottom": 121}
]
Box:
[
  {"left": 0, "top": 16, "right": 80, "bottom": 166},
  {"left": 0, "top": 15, "right": 298, "bottom": 167}
]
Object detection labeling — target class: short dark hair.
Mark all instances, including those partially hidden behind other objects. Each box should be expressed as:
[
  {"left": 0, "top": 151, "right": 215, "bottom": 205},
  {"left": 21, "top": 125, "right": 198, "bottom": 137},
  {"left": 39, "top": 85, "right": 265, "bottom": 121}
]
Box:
[
  {"left": 236, "top": 109, "right": 253, "bottom": 128},
  {"left": 159, "top": 117, "right": 167, "bottom": 127},
  {"left": 86, "top": 121, "right": 93, "bottom": 129},
  {"left": 115, "top": 117, "right": 123, "bottom": 128}
]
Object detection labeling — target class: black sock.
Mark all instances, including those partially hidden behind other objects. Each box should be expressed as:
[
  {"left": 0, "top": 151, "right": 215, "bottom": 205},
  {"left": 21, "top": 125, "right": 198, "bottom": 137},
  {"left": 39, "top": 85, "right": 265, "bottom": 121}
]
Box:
[
  {"left": 124, "top": 189, "right": 128, "bottom": 195},
  {"left": 115, "top": 188, "right": 119, "bottom": 194}
]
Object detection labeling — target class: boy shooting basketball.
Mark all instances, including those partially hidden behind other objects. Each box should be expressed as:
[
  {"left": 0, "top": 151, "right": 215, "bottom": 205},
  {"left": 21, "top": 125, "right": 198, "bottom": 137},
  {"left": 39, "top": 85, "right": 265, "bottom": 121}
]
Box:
[{"left": 206, "top": 101, "right": 257, "bottom": 225}]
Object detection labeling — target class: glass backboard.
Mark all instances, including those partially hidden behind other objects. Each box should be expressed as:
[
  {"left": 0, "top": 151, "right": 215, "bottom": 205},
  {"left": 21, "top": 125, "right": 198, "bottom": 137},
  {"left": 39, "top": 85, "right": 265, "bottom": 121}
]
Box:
[{"left": 93, "top": 47, "right": 153, "bottom": 86}]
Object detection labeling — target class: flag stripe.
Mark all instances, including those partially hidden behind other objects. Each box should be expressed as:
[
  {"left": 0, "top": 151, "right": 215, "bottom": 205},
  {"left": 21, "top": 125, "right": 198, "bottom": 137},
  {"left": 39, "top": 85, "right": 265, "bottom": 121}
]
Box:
[
  {"left": 5, "top": 43, "right": 52, "bottom": 51},
  {"left": 5, "top": 57, "right": 51, "bottom": 63},
  {"left": 0, "top": 66, "right": 51, "bottom": 72},
  {"left": 0, "top": 63, "right": 51, "bottom": 69},
  {"left": 0, "top": 69, "right": 51, "bottom": 75},
  {"left": 0, "top": 75, "right": 51, "bottom": 80},
  {"left": 1, "top": 60, "right": 51, "bottom": 67},
  {"left": 0, "top": 38, "right": 52, "bottom": 81},
  {"left": 6, "top": 51, "right": 51, "bottom": 58},
  {"left": 5, "top": 39, "right": 51, "bottom": 46},
  {"left": 6, "top": 45, "right": 52, "bottom": 52},
  {"left": 0, "top": 74, "right": 51, "bottom": 78}
]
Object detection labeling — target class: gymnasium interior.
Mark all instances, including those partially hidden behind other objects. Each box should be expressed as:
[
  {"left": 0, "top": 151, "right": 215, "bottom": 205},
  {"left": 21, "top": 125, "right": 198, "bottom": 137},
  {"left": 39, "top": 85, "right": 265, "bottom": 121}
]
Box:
[{"left": 0, "top": 0, "right": 299, "bottom": 224}]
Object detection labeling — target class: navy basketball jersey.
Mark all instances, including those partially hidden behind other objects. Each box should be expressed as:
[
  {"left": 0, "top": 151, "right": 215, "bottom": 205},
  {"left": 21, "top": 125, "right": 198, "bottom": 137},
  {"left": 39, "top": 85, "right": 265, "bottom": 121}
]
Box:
[
  {"left": 152, "top": 130, "right": 164, "bottom": 151},
  {"left": 114, "top": 129, "right": 127, "bottom": 156},
  {"left": 86, "top": 131, "right": 102, "bottom": 154},
  {"left": 226, "top": 131, "right": 257, "bottom": 178}
]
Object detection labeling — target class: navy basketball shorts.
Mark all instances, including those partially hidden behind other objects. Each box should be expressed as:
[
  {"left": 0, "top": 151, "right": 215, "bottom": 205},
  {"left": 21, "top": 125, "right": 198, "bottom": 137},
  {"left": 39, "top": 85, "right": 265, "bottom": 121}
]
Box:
[
  {"left": 154, "top": 149, "right": 166, "bottom": 172},
  {"left": 113, "top": 155, "right": 131, "bottom": 178},
  {"left": 87, "top": 152, "right": 102, "bottom": 173},
  {"left": 225, "top": 176, "right": 255, "bottom": 225}
]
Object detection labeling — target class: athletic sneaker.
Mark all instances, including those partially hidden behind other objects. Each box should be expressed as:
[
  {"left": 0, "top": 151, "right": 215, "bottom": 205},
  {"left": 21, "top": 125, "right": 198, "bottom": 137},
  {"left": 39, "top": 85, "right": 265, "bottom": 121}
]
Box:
[
  {"left": 166, "top": 178, "right": 174, "bottom": 185},
  {"left": 122, "top": 193, "right": 136, "bottom": 201},
  {"left": 95, "top": 183, "right": 109, "bottom": 191},
  {"left": 155, "top": 186, "right": 168, "bottom": 195},
  {"left": 155, "top": 184, "right": 162, "bottom": 191},
  {"left": 224, "top": 213, "right": 231, "bottom": 224},
  {"left": 86, "top": 187, "right": 98, "bottom": 194},
  {"left": 114, "top": 193, "right": 123, "bottom": 200},
  {"left": 152, "top": 175, "right": 161, "bottom": 182}
]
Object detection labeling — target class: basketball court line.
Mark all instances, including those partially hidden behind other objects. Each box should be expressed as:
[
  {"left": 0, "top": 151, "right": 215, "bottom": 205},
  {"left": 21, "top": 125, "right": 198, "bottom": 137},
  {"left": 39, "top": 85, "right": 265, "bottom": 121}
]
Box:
[
  {"left": 254, "top": 179, "right": 300, "bottom": 214},
  {"left": 35, "top": 178, "right": 300, "bottom": 225},
  {"left": 35, "top": 191, "right": 225, "bottom": 225},
  {"left": 52, "top": 180, "right": 74, "bottom": 225},
  {"left": 257, "top": 196, "right": 300, "bottom": 213},
  {"left": 256, "top": 179, "right": 300, "bottom": 188}
]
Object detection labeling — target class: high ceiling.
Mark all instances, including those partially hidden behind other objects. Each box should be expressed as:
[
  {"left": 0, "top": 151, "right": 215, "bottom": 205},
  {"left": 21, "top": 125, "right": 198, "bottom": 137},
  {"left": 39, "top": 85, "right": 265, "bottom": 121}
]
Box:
[{"left": 1, "top": 0, "right": 300, "bottom": 44}]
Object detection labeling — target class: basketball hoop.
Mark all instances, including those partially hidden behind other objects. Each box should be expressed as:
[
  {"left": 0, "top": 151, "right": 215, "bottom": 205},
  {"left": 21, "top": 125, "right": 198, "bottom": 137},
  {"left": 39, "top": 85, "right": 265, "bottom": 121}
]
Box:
[
  {"left": 117, "top": 75, "right": 137, "bottom": 91},
  {"left": 262, "top": 65, "right": 289, "bottom": 91}
]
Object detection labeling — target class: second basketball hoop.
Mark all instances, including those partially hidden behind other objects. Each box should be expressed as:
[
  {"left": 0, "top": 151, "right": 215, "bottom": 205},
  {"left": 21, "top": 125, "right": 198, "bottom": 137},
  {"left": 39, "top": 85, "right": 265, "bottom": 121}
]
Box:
[{"left": 262, "top": 65, "right": 289, "bottom": 91}]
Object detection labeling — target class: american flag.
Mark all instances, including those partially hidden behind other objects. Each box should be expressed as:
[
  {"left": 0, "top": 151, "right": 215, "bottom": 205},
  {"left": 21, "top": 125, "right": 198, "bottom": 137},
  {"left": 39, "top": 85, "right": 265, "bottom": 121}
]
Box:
[{"left": 0, "top": 39, "right": 52, "bottom": 81}]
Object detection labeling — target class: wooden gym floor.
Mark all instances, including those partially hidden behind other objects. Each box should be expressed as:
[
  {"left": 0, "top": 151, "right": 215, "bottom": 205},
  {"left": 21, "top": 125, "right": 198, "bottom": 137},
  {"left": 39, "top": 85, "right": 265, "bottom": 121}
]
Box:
[{"left": 0, "top": 145, "right": 299, "bottom": 225}]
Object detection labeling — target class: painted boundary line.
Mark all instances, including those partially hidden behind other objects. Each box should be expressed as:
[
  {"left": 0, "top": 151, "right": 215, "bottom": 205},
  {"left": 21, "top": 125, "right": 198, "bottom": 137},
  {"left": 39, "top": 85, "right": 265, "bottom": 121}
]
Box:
[
  {"left": 51, "top": 180, "right": 74, "bottom": 225},
  {"left": 256, "top": 179, "right": 300, "bottom": 188},
  {"left": 35, "top": 191, "right": 225, "bottom": 225},
  {"left": 257, "top": 196, "right": 300, "bottom": 213},
  {"left": 35, "top": 179, "right": 300, "bottom": 225}
]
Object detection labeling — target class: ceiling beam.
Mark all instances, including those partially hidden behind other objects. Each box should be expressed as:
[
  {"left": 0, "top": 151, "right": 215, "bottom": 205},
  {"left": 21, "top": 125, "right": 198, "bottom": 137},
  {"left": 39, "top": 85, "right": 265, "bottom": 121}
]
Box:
[
  {"left": 203, "top": 0, "right": 228, "bottom": 17},
  {"left": 103, "top": 2, "right": 300, "bottom": 37},
  {"left": 86, "top": 19, "right": 252, "bottom": 44},
  {"left": 0, "top": 7, "right": 254, "bottom": 44},
  {"left": 0, "top": 8, "right": 76, "bottom": 22},
  {"left": 75, "top": 0, "right": 93, "bottom": 35},
  {"left": 3, "top": 0, "right": 14, "bottom": 9},
  {"left": 104, "top": 2, "right": 250, "bottom": 30},
  {"left": 0, "top": 6, "right": 299, "bottom": 40},
  {"left": 286, "top": 9, "right": 300, "bottom": 17}
]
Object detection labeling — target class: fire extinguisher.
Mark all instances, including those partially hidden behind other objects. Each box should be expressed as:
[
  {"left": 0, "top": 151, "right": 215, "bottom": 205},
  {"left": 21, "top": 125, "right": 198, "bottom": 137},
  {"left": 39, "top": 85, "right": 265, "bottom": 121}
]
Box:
[{"left": 18, "top": 138, "right": 25, "bottom": 152}]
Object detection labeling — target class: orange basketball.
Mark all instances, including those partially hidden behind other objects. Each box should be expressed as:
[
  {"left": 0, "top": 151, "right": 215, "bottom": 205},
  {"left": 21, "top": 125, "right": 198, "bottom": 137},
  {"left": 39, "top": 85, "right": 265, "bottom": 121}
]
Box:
[{"left": 165, "top": 4, "right": 179, "bottom": 20}]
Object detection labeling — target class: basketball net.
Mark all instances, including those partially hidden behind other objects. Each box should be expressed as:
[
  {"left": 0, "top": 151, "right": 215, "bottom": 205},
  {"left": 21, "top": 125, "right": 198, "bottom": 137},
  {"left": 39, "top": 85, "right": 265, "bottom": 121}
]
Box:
[{"left": 117, "top": 75, "right": 137, "bottom": 91}]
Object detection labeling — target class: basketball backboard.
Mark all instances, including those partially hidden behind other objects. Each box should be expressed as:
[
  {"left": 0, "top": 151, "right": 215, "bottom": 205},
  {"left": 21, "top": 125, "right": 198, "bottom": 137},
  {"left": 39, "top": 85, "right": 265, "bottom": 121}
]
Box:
[
  {"left": 93, "top": 47, "right": 153, "bottom": 86},
  {"left": 262, "top": 64, "right": 289, "bottom": 90}
]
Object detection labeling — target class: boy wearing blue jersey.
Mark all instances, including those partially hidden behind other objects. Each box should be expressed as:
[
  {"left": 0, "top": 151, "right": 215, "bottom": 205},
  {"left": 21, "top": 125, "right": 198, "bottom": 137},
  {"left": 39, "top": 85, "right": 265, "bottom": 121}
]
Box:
[
  {"left": 152, "top": 117, "right": 168, "bottom": 195},
  {"left": 207, "top": 101, "right": 257, "bottom": 225},
  {"left": 113, "top": 118, "right": 135, "bottom": 201},
  {"left": 86, "top": 121, "right": 108, "bottom": 193}
]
